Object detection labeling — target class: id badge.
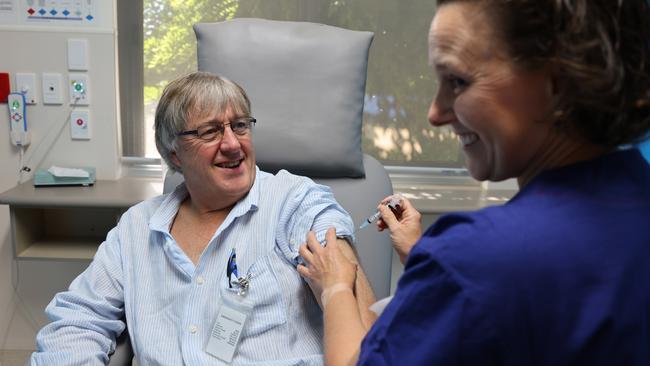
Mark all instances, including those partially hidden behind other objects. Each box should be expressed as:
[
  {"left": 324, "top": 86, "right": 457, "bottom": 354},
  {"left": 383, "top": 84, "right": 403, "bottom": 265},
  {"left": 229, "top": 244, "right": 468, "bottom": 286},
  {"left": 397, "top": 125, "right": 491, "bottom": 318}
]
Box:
[{"left": 206, "top": 293, "right": 253, "bottom": 364}]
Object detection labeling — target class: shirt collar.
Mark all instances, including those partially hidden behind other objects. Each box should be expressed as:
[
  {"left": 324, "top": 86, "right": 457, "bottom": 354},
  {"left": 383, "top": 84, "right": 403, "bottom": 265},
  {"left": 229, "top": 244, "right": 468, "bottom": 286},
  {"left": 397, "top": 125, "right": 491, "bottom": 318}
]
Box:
[
  {"left": 230, "top": 165, "right": 261, "bottom": 218},
  {"left": 148, "top": 166, "right": 261, "bottom": 234}
]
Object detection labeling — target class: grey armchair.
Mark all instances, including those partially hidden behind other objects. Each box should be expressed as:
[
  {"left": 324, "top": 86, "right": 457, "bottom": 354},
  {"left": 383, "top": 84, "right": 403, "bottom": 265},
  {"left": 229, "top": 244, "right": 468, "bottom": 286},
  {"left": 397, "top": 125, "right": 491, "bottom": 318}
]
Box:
[
  {"left": 108, "top": 329, "right": 133, "bottom": 365},
  {"left": 109, "top": 17, "right": 394, "bottom": 365}
]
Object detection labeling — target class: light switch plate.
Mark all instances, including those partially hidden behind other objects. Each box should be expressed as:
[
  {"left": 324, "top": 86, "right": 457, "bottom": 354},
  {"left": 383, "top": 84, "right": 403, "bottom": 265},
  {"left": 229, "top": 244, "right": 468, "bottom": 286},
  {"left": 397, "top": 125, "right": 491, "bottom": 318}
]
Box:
[
  {"left": 70, "top": 109, "right": 91, "bottom": 140},
  {"left": 15, "top": 73, "right": 38, "bottom": 104},
  {"left": 68, "top": 39, "right": 89, "bottom": 71},
  {"left": 69, "top": 73, "right": 90, "bottom": 105},
  {"left": 42, "top": 73, "right": 64, "bottom": 105}
]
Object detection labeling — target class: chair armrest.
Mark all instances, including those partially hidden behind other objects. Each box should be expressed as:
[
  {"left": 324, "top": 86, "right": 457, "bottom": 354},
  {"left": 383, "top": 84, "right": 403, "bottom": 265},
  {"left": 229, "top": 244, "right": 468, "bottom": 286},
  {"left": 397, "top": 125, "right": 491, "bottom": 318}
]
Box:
[{"left": 108, "top": 328, "right": 133, "bottom": 366}]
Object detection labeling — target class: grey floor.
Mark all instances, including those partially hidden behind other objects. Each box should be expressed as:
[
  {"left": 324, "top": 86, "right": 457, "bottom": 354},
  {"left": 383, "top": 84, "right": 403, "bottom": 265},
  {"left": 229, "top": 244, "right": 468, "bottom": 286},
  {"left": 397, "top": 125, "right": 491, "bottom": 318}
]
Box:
[{"left": 0, "top": 350, "right": 32, "bottom": 366}]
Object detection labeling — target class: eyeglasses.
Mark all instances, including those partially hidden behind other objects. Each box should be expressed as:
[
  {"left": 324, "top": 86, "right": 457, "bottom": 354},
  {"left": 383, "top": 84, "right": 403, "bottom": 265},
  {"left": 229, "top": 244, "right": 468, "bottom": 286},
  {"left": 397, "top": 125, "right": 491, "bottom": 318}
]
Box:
[{"left": 176, "top": 117, "right": 256, "bottom": 142}]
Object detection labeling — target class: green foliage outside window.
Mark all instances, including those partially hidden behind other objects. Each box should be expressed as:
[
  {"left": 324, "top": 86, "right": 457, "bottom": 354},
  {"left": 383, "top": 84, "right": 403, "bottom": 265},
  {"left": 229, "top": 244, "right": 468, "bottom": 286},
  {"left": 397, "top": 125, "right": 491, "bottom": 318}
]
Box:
[{"left": 143, "top": 0, "right": 462, "bottom": 166}]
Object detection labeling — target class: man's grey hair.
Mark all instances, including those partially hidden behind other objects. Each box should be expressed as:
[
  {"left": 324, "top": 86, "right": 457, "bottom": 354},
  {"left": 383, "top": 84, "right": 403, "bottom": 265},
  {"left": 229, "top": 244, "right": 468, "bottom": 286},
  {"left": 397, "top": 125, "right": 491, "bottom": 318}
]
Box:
[{"left": 154, "top": 71, "right": 251, "bottom": 173}]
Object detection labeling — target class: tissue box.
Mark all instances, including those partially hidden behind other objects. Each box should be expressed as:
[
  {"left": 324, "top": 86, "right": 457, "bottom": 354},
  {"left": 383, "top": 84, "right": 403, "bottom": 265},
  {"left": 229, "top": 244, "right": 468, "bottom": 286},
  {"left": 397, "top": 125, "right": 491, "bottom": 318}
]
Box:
[{"left": 33, "top": 167, "right": 96, "bottom": 187}]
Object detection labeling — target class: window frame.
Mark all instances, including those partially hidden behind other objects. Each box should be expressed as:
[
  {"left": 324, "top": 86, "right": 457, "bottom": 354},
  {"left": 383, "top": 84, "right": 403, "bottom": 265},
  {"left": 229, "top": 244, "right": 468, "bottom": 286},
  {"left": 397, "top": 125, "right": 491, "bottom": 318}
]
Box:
[{"left": 117, "top": 0, "right": 520, "bottom": 213}]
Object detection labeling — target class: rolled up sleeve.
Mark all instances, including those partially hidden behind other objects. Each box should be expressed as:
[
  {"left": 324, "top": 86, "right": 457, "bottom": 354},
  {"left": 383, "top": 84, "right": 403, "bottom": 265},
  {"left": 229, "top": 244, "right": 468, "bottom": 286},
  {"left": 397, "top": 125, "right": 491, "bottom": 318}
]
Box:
[{"left": 274, "top": 175, "right": 354, "bottom": 265}]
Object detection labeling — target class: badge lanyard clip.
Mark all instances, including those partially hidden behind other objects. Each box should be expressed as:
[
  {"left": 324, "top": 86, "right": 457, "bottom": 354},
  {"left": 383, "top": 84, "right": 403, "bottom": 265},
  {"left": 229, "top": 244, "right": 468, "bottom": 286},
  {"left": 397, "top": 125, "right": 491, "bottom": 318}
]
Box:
[{"left": 227, "top": 248, "right": 251, "bottom": 296}]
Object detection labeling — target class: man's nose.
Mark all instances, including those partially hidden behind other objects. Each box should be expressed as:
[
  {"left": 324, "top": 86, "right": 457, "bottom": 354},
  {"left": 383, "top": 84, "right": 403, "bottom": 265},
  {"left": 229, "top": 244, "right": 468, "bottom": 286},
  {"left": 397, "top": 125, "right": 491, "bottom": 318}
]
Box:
[{"left": 219, "top": 124, "right": 242, "bottom": 151}]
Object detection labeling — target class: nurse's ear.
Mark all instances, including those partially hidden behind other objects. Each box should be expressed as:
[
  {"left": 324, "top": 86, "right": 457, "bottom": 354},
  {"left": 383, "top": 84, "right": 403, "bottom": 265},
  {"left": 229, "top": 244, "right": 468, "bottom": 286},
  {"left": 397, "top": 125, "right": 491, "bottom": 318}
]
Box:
[
  {"left": 544, "top": 63, "right": 560, "bottom": 98},
  {"left": 544, "top": 65, "right": 566, "bottom": 122}
]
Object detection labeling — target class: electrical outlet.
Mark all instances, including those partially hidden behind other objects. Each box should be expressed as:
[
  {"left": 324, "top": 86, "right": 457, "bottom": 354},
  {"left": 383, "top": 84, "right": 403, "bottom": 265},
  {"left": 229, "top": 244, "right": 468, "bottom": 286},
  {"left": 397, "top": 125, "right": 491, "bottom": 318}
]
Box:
[
  {"left": 15, "top": 73, "right": 38, "bottom": 104},
  {"left": 70, "top": 109, "right": 91, "bottom": 140},
  {"left": 42, "top": 73, "right": 64, "bottom": 105},
  {"left": 68, "top": 73, "right": 90, "bottom": 105}
]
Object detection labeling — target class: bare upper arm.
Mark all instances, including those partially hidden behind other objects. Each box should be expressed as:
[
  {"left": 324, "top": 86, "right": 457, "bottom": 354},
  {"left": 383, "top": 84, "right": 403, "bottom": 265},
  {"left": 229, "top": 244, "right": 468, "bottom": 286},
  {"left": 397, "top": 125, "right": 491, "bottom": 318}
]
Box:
[{"left": 336, "top": 237, "right": 361, "bottom": 264}]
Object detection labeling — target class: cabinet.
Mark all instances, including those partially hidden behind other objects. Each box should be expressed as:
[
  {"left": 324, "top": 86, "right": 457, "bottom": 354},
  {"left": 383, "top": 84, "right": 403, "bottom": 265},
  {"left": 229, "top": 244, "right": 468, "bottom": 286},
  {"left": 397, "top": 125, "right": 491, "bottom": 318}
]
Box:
[{"left": 0, "top": 178, "right": 162, "bottom": 260}]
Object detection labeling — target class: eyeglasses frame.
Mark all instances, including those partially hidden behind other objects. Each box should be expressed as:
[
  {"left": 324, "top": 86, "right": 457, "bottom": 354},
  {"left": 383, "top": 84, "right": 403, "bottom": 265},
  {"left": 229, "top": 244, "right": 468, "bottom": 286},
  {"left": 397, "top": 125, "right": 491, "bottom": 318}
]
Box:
[{"left": 176, "top": 117, "right": 257, "bottom": 142}]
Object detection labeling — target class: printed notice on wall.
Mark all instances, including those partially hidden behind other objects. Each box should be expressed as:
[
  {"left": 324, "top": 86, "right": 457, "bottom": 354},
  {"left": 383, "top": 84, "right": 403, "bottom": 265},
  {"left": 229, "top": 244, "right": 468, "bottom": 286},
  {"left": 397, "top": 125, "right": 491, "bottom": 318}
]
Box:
[
  {"left": 0, "top": 0, "right": 16, "bottom": 24},
  {"left": 23, "top": 0, "right": 97, "bottom": 25},
  {"left": 0, "top": 0, "right": 15, "bottom": 12}
]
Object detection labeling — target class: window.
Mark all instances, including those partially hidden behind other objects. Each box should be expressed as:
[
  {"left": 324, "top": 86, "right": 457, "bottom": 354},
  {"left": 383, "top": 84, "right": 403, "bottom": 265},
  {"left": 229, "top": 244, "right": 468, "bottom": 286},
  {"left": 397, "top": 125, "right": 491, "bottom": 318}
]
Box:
[{"left": 119, "top": 0, "right": 465, "bottom": 169}]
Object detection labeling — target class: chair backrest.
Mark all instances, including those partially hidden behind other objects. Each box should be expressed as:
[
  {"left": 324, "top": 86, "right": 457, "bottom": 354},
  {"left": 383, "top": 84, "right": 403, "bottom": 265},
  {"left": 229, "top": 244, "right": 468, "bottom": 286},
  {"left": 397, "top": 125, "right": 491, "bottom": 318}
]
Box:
[{"left": 167, "top": 18, "right": 394, "bottom": 298}]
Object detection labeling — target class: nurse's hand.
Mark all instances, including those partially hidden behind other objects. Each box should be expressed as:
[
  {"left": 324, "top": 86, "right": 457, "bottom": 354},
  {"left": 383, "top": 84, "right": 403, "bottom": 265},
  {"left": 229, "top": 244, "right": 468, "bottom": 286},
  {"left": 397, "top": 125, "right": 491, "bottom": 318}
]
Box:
[
  {"left": 297, "top": 228, "right": 357, "bottom": 309},
  {"left": 377, "top": 195, "right": 422, "bottom": 264}
]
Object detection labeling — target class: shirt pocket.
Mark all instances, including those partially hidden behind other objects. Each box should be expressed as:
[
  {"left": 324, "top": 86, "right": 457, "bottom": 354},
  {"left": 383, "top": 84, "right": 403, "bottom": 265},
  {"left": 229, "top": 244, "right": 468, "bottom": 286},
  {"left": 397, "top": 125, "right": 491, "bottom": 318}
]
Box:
[{"left": 220, "top": 250, "right": 288, "bottom": 336}]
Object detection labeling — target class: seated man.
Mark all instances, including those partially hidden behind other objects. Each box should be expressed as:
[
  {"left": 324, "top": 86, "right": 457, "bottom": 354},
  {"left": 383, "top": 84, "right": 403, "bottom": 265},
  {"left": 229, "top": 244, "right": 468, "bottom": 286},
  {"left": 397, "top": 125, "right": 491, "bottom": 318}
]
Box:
[{"left": 31, "top": 71, "right": 375, "bottom": 365}]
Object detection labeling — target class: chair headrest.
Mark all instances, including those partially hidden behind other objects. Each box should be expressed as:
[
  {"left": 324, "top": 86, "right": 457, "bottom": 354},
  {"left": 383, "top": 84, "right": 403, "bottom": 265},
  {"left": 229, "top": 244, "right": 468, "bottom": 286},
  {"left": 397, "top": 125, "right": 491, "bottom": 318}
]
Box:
[{"left": 194, "top": 18, "right": 373, "bottom": 178}]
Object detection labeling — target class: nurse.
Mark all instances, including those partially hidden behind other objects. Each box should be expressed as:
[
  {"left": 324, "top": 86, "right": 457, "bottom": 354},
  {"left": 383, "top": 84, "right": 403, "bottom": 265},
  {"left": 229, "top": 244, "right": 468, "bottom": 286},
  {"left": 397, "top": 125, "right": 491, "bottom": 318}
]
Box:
[{"left": 298, "top": 0, "right": 650, "bottom": 365}]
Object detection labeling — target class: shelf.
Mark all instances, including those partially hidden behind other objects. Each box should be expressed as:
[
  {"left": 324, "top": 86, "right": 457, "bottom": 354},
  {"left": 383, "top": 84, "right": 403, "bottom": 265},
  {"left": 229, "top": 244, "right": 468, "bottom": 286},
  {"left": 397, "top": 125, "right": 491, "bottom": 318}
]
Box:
[
  {"left": 0, "top": 177, "right": 163, "bottom": 208},
  {"left": 17, "top": 239, "right": 102, "bottom": 260},
  {"left": 0, "top": 177, "right": 162, "bottom": 260}
]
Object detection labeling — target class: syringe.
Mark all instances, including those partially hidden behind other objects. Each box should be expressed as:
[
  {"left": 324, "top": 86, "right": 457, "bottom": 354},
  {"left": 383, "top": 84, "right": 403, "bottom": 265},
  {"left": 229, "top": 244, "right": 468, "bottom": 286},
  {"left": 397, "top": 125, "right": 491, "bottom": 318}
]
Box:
[{"left": 358, "top": 196, "right": 402, "bottom": 230}]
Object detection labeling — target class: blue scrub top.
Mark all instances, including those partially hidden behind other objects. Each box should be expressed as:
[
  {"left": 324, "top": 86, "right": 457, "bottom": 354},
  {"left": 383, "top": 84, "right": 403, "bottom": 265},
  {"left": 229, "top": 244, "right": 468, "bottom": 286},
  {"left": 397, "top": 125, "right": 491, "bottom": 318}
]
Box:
[
  {"left": 358, "top": 149, "right": 650, "bottom": 366},
  {"left": 638, "top": 138, "right": 650, "bottom": 162}
]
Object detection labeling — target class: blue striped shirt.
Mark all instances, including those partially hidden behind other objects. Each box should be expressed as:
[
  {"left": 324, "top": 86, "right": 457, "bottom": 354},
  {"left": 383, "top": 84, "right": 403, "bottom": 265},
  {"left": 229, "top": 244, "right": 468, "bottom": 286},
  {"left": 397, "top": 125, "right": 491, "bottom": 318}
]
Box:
[{"left": 31, "top": 168, "right": 354, "bottom": 365}]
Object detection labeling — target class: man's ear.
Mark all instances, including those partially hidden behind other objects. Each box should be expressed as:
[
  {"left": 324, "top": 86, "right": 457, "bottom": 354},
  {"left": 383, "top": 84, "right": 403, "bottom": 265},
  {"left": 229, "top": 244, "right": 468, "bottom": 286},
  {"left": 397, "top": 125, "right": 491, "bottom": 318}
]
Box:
[{"left": 170, "top": 151, "right": 181, "bottom": 170}]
